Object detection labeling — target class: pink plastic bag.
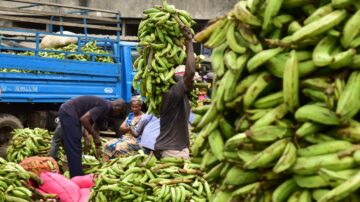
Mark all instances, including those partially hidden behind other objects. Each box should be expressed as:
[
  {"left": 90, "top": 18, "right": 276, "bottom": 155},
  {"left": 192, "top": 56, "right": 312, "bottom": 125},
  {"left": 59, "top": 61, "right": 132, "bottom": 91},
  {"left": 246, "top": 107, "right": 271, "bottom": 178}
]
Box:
[
  {"left": 39, "top": 172, "right": 80, "bottom": 202},
  {"left": 79, "top": 188, "right": 91, "bottom": 202},
  {"left": 71, "top": 174, "right": 95, "bottom": 188}
]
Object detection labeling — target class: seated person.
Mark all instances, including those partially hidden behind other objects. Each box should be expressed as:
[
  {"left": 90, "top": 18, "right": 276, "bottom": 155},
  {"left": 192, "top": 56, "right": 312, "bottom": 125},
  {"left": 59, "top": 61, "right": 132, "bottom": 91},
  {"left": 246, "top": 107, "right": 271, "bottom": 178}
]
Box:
[
  {"left": 135, "top": 112, "right": 196, "bottom": 154},
  {"left": 103, "top": 96, "right": 144, "bottom": 159},
  {"left": 135, "top": 113, "right": 160, "bottom": 154}
]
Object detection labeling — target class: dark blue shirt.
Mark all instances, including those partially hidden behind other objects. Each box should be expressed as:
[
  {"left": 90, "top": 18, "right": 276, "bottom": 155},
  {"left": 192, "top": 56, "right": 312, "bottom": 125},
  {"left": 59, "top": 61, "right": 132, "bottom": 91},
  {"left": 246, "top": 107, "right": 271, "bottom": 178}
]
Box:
[{"left": 60, "top": 96, "right": 112, "bottom": 123}]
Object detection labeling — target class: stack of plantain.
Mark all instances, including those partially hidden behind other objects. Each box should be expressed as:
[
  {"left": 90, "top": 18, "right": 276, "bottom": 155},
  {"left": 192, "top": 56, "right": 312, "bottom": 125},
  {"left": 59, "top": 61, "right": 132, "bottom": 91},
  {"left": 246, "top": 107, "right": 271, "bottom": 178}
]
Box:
[
  {"left": 7, "top": 128, "right": 53, "bottom": 163},
  {"left": 133, "top": 1, "right": 196, "bottom": 116},
  {"left": 191, "top": 0, "right": 360, "bottom": 201},
  {"left": 89, "top": 151, "right": 211, "bottom": 201},
  {"left": 0, "top": 157, "right": 47, "bottom": 202}
]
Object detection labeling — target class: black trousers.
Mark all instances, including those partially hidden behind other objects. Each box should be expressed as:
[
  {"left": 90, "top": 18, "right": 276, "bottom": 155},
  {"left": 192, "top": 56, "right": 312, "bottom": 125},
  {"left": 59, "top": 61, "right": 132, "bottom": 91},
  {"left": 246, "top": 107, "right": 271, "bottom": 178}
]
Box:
[{"left": 59, "top": 108, "right": 84, "bottom": 178}]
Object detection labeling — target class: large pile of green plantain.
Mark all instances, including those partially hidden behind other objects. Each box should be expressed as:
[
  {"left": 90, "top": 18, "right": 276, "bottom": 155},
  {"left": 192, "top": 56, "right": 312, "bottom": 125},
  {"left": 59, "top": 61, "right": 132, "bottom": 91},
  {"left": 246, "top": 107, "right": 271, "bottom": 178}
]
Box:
[
  {"left": 190, "top": 0, "right": 360, "bottom": 201},
  {"left": 89, "top": 152, "right": 211, "bottom": 202},
  {"left": 132, "top": 1, "right": 196, "bottom": 116}
]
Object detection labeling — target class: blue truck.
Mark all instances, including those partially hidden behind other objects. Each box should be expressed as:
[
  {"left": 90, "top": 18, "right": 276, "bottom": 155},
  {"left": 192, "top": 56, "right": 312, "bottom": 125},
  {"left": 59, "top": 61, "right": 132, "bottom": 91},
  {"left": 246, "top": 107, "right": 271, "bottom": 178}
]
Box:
[{"left": 0, "top": 4, "right": 139, "bottom": 155}]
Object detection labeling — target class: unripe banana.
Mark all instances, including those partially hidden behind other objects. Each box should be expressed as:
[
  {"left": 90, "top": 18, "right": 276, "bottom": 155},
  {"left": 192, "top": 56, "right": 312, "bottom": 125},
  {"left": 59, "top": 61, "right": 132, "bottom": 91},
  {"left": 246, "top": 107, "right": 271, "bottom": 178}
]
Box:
[
  {"left": 329, "top": 48, "right": 356, "bottom": 69},
  {"left": 244, "top": 138, "right": 289, "bottom": 169},
  {"left": 297, "top": 140, "right": 353, "bottom": 157},
  {"left": 292, "top": 153, "right": 356, "bottom": 175},
  {"left": 341, "top": 10, "right": 360, "bottom": 48},
  {"left": 303, "top": 4, "right": 333, "bottom": 25},
  {"left": 233, "top": 1, "right": 262, "bottom": 26},
  {"left": 247, "top": 47, "right": 283, "bottom": 72},
  {"left": 262, "top": 0, "right": 284, "bottom": 31},
  {"left": 246, "top": 125, "right": 292, "bottom": 143},
  {"left": 273, "top": 142, "right": 297, "bottom": 173},
  {"left": 272, "top": 14, "right": 294, "bottom": 28},
  {"left": 243, "top": 71, "right": 273, "bottom": 109},
  {"left": 272, "top": 179, "right": 300, "bottom": 202},
  {"left": 283, "top": 50, "right": 299, "bottom": 113},
  {"left": 289, "top": 9, "right": 347, "bottom": 42},
  {"left": 252, "top": 104, "right": 288, "bottom": 128},
  {"left": 194, "top": 18, "right": 225, "bottom": 43},
  {"left": 295, "top": 103, "right": 340, "bottom": 125},
  {"left": 223, "top": 166, "right": 259, "bottom": 186},
  {"left": 232, "top": 182, "right": 261, "bottom": 197},
  {"left": 293, "top": 174, "right": 330, "bottom": 188},
  {"left": 253, "top": 91, "right": 283, "bottom": 109},
  {"left": 318, "top": 170, "right": 360, "bottom": 202},
  {"left": 336, "top": 71, "right": 360, "bottom": 122},
  {"left": 208, "top": 130, "right": 224, "bottom": 161},
  {"left": 336, "top": 125, "right": 360, "bottom": 143},
  {"left": 226, "top": 21, "right": 246, "bottom": 54},
  {"left": 299, "top": 190, "right": 312, "bottom": 202},
  {"left": 211, "top": 43, "right": 228, "bottom": 77},
  {"left": 312, "top": 35, "right": 337, "bottom": 66}
]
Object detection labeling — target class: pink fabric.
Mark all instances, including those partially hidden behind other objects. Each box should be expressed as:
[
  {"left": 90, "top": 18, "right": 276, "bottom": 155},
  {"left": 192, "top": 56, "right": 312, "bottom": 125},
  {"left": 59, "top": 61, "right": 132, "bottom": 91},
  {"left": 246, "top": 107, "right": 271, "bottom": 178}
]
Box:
[
  {"left": 79, "top": 188, "right": 91, "bottom": 202},
  {"left": 71, "top": 174, "right": 95, "bottom": 188},
  {"left": 39, "top": 172, "right": 80, "bottom": 202}
]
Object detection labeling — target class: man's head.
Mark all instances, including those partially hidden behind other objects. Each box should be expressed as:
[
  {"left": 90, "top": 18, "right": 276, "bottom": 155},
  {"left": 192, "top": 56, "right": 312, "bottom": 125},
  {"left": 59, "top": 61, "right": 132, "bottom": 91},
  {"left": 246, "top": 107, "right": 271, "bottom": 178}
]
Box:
[
  {"left": 174, "top": 65, "right": 186, "bottom": 81},
  {"left": 111, "top": 98, "right": 126, "bottom": 116}
]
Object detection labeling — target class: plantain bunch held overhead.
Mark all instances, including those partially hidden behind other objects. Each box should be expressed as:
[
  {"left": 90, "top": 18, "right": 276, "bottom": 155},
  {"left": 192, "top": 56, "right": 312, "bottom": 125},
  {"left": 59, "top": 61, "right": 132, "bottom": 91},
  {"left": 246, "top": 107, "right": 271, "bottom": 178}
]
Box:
[
  {"left": 133, "top": 1, "right": 196, "bottom": 116},
  {"left": 191, "top": 0, "right": 360, "bottom": 201}
]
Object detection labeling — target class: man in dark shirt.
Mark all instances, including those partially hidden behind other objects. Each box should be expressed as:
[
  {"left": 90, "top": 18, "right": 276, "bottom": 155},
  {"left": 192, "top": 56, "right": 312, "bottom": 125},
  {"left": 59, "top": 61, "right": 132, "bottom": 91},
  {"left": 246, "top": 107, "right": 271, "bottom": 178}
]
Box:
[
  {"left": 154, "top": 27, "right": 196, "bottom": 159},
  {"left": 58, "top": 95, "right": 126, "bottom": 177}
]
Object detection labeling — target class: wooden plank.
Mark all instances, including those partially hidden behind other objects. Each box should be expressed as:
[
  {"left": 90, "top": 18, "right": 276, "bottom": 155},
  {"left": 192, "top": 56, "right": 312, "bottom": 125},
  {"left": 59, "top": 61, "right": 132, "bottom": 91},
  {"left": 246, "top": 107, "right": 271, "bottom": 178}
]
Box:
[
  {"left": 0, "top": 15, "right": 121, "bottom": 31},
  {"left": 3, "top": 0, "right": 120, "bottom": 14},
  {"left": 0, "top": 6, "right": 119, "bottom": 23}
]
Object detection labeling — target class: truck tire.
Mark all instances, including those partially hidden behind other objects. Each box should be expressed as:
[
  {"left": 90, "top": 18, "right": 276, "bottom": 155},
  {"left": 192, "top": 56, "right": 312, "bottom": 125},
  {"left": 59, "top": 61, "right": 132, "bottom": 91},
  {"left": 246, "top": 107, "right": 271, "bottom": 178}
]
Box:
[{"left": 0, "top": 113, "right": 23, "bottom": 157}]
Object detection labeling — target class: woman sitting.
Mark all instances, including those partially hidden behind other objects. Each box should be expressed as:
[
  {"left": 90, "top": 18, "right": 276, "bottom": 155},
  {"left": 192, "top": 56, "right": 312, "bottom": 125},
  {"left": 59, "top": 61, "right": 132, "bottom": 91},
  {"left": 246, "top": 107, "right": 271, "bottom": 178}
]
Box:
[{"left": 103, "top": 96, "right": 144, "bottom": 159}]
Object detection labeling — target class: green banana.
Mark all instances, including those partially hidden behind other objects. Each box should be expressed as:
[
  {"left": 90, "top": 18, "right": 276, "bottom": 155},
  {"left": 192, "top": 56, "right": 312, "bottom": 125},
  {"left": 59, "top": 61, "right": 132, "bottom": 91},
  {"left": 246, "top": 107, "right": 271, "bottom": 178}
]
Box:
[
  {"left": 341, "top": 10, "right": 360, "bottom": 48},
  {"left": 211, "top": 43, "right": 228, "bottom": 77},
  {"left": 318, "top": 171, "right": 360, "bottom": 202},
  {"left": 273, "top": 142, "right": 297, "bottom": 173},
  {"left": 252, "top": 104, "right": 288, "bottom": 128},
  {"left": 336, "top": 125, "right": 360, "bottom": 143},
  {"left": 208, "top": 130, "right": 224, "bottom": 161},
  {"left": 283, "top": 50, "right": 299, "bottom": 113},
  {"left": 272, "top": 179, "right": 300, "bottom": 202},
  {"left": 233, "top": 1, "right": 262, "bottom": 26},
  {"left": 289, "top": 9, "right": 347, "bottom": 42},
  {"left": 272, "top": 14, "right": 294, "bottom": 28},
  {"left": 329, "top": 48, "right": 356, "bottom": 69},
  {"left": 312, "top": 35, "right": 337, "bottom": 66},
  {"left": 247, "top": 47, "right": 283, "bottom": 72},
  {"left": 243, "top": 71, "right": 273, "bottom": 109},
  {"left": 336, "top": 71, "right": 360, "bottom": 122},
  {"left": 223, "top": 166, "right": 259, "bottom": 186},
  {"left": 293, "top": 174, "right": 330, "bottom": 188},
  {"left": 246, "top": 125, "right": 292, "bottom": 143},
  {"left": 232, "top": 182, "right": 261, "bottom": 197},
  {"left": 262, "top": 0, "right": 284, "bottom": 30},
  {"left": 226, "top": 21, "right": 247, "bottom": 54},
  {"left": 304, "top": 4, "right": 333, "bottom": 25},
  {"left": 292, "top": 153, "right": 356, "bottom": 175},
  {"left": 295, "top": 122, "right": 323, "bottom": 138},
  {"left": 253, "top": 91, "right": 283, "bottom": 109},
  {"left": 288, "top": 21, "right": 302, "bottom": 34},
  {"left": 244, "top": 138, "right": 289, "bottom": 169},
  {"left": 297, "top": 140, "right": 353, "bottom": 157},
  {"left": 295, "top": 103, "right": 340, "bottom": 125}
]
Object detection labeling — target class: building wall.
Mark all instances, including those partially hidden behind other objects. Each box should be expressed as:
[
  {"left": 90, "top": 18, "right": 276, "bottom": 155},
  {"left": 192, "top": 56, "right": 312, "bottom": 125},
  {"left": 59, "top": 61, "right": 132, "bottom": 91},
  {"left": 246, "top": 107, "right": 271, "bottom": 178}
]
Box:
[{"left": 1, "top": 0, "right": 237, "bottom": 20}]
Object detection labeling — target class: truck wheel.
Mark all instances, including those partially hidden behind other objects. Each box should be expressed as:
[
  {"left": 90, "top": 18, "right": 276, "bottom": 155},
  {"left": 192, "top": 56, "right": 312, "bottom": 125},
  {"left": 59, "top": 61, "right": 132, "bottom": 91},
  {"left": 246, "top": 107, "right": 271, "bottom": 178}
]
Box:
[{"left": 0, "top": 113, "right": 23, "bottom": 157}]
